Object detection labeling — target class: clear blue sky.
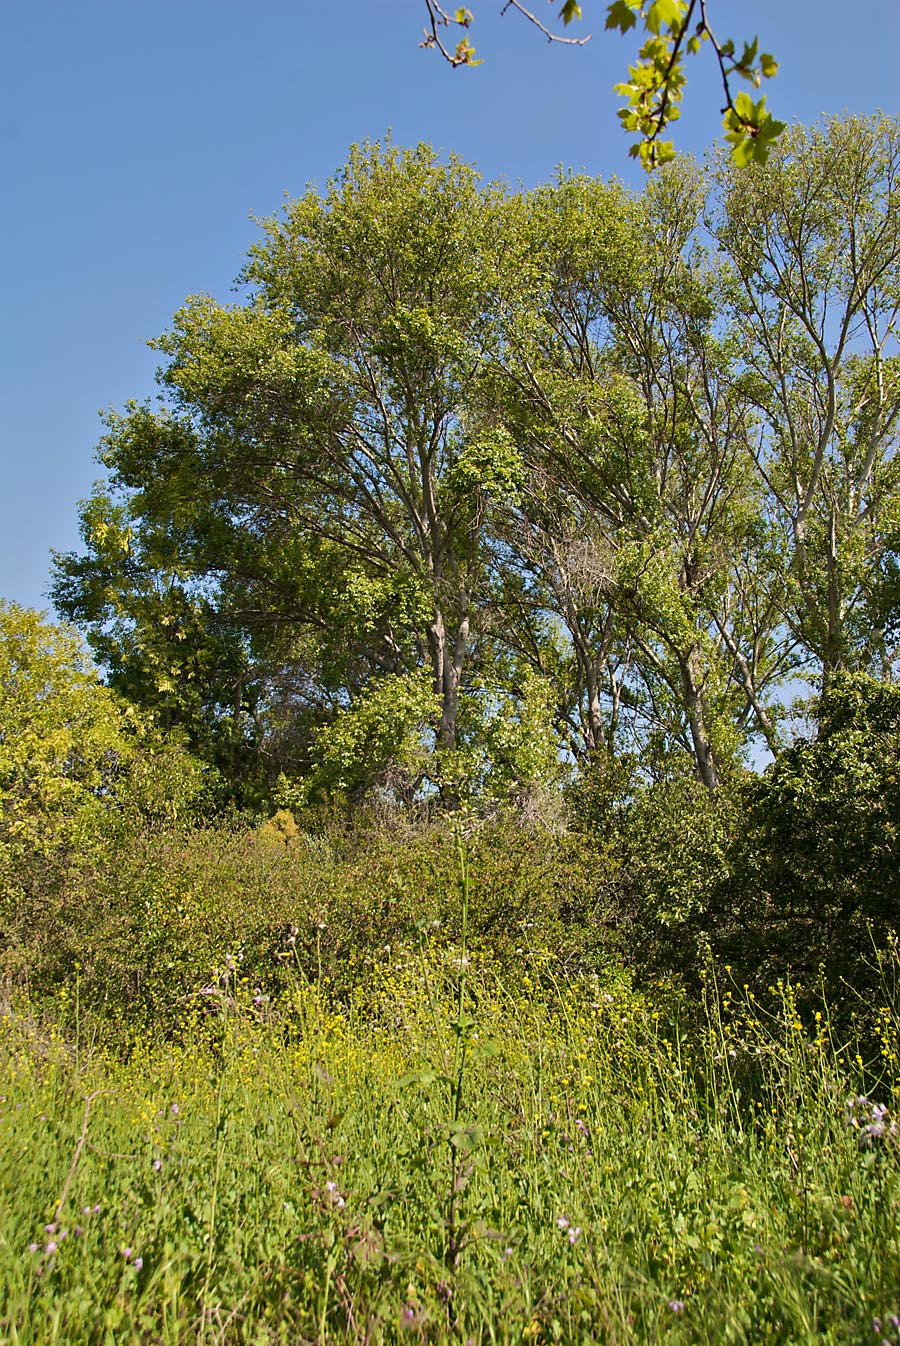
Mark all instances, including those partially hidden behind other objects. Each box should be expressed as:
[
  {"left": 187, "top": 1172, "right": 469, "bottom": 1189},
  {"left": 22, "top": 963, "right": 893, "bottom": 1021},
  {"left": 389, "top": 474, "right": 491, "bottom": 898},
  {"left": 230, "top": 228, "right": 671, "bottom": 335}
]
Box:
[{"left": 2, "top": 1, "right": 898, "bottom": 613}]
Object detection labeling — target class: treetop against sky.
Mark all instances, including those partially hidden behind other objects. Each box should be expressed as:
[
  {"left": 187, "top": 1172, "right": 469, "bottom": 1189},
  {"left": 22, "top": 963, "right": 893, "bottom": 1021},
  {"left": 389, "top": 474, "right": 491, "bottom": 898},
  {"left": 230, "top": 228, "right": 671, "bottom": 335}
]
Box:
[{"left": 1, "top": 0, "right": 898, "bottom": 614}]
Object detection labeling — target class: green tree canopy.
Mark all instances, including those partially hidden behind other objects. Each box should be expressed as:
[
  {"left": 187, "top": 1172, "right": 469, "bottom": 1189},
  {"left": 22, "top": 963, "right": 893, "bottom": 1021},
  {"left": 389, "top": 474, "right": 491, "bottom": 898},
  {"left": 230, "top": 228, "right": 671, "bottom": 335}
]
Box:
[{"left": 52, "top": 118, "right": 900, "bottom": 807}]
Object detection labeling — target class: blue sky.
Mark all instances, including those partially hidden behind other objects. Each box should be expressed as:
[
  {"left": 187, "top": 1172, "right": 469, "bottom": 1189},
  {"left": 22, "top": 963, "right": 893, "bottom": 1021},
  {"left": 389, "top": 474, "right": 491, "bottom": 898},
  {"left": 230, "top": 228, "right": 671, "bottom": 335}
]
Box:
[{"left": 2, "top": 1, "right": 898, "bottom": 613}]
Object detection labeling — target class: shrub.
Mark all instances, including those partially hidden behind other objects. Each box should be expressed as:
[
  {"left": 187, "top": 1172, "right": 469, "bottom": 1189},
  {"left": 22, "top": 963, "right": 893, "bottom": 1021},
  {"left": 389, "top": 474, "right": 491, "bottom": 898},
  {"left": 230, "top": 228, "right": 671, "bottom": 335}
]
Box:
[
  {"left": 9, "top": 809, "right": 623, "bottom": 1040},
  {"left": 712, "top": 673, "right": 900, "bottom": 1011},
  {"left": 0, "top": 602, "right": 202, "bottom": 983}
]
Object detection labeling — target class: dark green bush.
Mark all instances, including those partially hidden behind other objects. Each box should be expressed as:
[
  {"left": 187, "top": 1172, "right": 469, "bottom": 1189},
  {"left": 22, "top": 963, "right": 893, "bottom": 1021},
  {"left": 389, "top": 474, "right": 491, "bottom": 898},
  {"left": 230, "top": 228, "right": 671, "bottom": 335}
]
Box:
[
  {"left": 711, "top": 674, "right": 900, "bottom": 1010},
  {"left": 568, "top": 675, "right": 900, "bottom": 1029}
]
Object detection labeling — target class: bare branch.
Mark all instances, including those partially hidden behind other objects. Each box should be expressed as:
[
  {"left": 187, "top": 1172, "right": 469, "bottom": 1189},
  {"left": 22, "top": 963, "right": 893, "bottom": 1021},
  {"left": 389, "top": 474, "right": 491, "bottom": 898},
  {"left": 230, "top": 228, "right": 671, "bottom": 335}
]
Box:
[{"left": 499, "top": 1, "right": 592, "bottom": 47}]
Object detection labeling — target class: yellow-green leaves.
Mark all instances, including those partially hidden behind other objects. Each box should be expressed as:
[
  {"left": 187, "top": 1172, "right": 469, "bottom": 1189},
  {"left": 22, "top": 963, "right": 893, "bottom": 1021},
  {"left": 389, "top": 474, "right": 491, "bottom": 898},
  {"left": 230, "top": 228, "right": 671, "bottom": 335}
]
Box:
[
  {"left": 724, "top": 94, "right": 786, "bottom": 168},
  {"left": 559, "top": 0, "right": 583, "bottom": 22},
  {"left": 446, "top": 427, "right": 524, "bottom": 505},
  {"left": 606, "top": 1, "right": 783, "bottom": 170},
  {"left": 420, "top": 2, "right": 481, "bottom": 66},
  {"left": 303, "top": 671, "right": 438, "bottom": 803},
  {"left": 421, "top": 2, "right": 782, "bottom": 170},
  {"left": 644, "top": 0, "right": 685, "bottom": 36},
  {"left": 0, "top": 604, "right": 201, "bottom": 898}
]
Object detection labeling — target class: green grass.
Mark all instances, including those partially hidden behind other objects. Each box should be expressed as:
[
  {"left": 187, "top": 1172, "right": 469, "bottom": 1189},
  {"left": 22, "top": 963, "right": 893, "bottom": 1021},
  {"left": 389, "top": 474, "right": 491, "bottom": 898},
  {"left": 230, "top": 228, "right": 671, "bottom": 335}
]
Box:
[{"left": 1, "top": 937, "right": 899, "bottom": 1345}]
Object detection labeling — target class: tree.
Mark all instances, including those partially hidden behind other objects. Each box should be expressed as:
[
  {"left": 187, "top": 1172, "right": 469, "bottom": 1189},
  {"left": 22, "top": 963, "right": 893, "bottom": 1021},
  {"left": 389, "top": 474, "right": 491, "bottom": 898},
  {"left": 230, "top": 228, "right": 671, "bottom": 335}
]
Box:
[
  {"left": 55, "top": 142, "right": 521, "bottom": 804},
  {"left": 56, "top": 120, "right": 899, "bottom": 806},
  {"left": 420, "top": 1, "right": 783, "bottom": 169},
  {"left": 713, "top": 672, "right": 900, "bottom": 1006},
  {"left": 492, "top": 161, "right": 789, "bottom": 785},
  {"left": 713, "top": 114, "right": 900, "bottom": 682},
  {"left": 51, "top": 487, "right": 270, "bottom": 803}
]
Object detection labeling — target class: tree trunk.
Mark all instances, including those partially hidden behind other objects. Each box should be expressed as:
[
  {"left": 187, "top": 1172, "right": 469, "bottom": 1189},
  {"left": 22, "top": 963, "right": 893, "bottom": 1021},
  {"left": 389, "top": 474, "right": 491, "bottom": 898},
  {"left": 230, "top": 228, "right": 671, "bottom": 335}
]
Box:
[
  {"left": 428, "top": 609, "right": 470, "bottom": 751},
  {"left": 678, "top": 645, "right": 720, "bottom": 791}
]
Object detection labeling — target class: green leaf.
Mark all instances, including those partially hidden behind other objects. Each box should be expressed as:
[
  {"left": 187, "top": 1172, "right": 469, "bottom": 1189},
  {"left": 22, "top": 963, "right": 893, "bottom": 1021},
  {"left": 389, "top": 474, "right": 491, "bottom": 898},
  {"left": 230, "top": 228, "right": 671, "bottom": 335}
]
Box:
[
  {"left": 475, "top": 1039, "right": 500, "bottom": 1058},
  {"left": 760, "top": 52, "right": 778, "bottom": 78},
  {"left": 448, "top": 1121, "right": 484, "bottom": 1149},
  {"left": 605, "top": 0, "right": 638, "bottom": 34},
  {"left": 733, "top": 90, "right": 757, "bottom": 124},
  {"left": 559, "top": 0, "right": 582, "bottom": 23},
  {"left": 736, "top": 38, "right": 758, "bottom": 72},
  {"left": 396, "top": 1070, "right": 439, "bottom": 1088},
  {"left": 729, "top": 136, "right": 756, "bottom": 169},
  {"left": 453, "top": 37, "right": 481, "bottom": 65},
  {"left": 645, "top": 0, "right": 686, "bottom": 36}
]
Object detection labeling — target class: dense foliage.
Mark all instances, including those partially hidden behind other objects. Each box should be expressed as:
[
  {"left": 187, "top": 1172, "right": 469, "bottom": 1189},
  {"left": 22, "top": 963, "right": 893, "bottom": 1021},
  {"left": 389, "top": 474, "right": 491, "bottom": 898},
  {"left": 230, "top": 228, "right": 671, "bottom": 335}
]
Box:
[{"left": 51, "top": 115, "right": 900, "bottom": 806}]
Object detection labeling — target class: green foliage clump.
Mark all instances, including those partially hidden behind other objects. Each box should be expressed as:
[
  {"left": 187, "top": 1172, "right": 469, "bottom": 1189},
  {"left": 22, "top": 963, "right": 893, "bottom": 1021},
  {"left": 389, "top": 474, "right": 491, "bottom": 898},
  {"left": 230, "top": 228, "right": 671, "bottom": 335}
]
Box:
[
  {"left": 4, "top": 809, "right": 618, "bottom": 1039},
  {"left": 281, "top": 670, "right": 438, "bottom": 807},
  {"left": 0, "top": 603, "right": 203, "bottom": 983},
  {"left": 570, "top": 674, "right": 900, "bottom": 1030},
  {"left": 714, "top": 674, "right": 900, "bottom": 1005}
]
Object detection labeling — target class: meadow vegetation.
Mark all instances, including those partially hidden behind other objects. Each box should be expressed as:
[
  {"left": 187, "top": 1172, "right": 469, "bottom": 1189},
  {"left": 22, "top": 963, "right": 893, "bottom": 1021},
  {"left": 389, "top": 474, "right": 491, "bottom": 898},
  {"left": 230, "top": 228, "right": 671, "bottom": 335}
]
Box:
[{"left": 2, "top": 902, "right": 899, "bottom": 1344}]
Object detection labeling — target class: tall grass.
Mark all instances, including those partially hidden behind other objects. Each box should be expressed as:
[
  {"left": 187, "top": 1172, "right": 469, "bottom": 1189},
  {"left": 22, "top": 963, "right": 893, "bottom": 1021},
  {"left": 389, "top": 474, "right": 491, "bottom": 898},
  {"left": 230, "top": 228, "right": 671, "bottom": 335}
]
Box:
[{"left": 1, "top": 928, "right": 899, "bottom": 1345}]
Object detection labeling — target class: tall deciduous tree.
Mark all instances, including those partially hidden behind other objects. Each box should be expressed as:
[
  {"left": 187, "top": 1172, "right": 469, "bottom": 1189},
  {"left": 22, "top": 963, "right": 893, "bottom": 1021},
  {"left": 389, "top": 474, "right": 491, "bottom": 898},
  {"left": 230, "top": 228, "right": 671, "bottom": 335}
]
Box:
[
  {"left": 713, "top": 114, "right": 900, "bottom": 681},
  {"left": 56, "top": 142, "right": 514, "bottom": 801},
  {"left": 54, "top": 118, "right": 900, "bottom": 805},
  {"left": 493, "top": 163, "right": 788, "bottom": 785}
]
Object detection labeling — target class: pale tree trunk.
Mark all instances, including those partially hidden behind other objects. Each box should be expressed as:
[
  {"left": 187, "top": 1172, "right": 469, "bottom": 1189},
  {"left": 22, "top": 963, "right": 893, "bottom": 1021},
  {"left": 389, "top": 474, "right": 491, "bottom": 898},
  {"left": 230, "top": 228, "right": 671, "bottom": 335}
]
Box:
[
  {"left": 428, "top": 605, "right": 470, "bottom": 810},
  {"left": 569, "top": 607, "right": 615, "bottom": 757},
  {"left": 428, "top": 609, "right": 470, "bottom": 751},
  {"left": 824, "top": 502, "right": 846, "bottom": 679},
  {"left": 678, "top": 645, "right": 720, "bottom": 791}
]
